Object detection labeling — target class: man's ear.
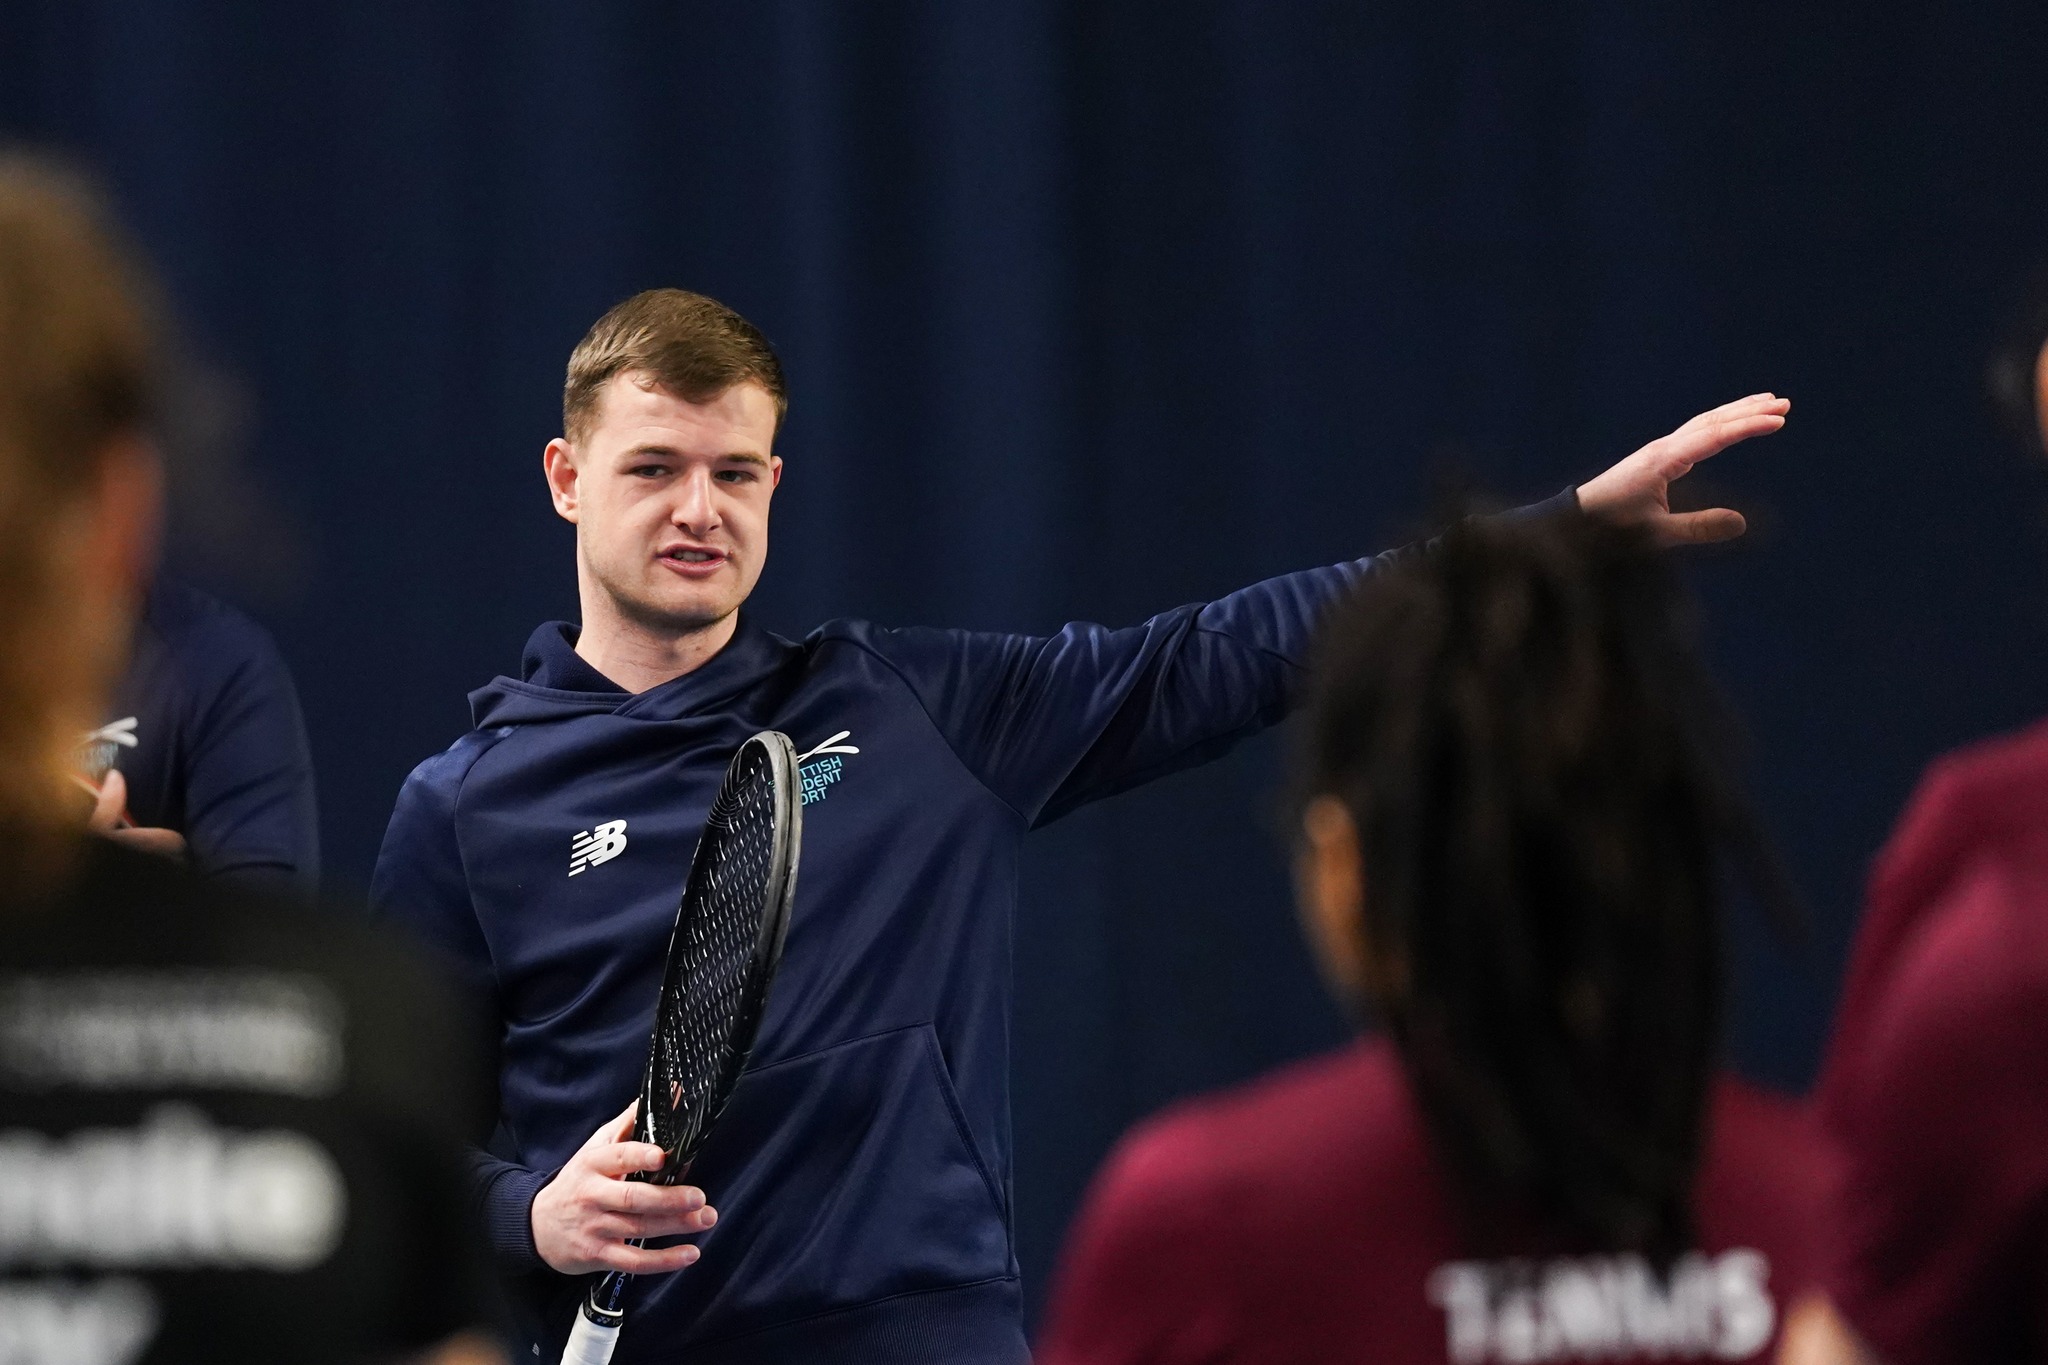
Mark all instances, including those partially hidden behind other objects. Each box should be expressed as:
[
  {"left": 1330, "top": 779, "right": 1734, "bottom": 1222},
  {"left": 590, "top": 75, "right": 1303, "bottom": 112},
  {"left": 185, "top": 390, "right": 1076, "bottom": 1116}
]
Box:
[
  {"left": 1295, "top": 797, "right": 1371, "bottom": 1005},
  {"left": 770, "top": 455, "right": 783, "bottom": 489},
  {"left": 543, "top": 438, "right": 581, "bottom": 523}
]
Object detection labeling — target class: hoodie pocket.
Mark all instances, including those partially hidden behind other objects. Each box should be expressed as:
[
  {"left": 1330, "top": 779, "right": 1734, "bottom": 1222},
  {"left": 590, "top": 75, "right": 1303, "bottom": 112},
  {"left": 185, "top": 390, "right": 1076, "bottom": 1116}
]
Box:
[{"left": 639, "top": 1023, "right": 1012, "bottom": 1347}]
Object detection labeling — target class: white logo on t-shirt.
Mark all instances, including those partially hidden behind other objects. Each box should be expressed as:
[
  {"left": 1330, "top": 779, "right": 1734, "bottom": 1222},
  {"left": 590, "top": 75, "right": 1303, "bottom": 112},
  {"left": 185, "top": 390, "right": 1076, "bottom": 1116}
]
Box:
[
  {"left": 1428, "top": 1249, "right": 1775, "bottom": 1362},
  {"left": 75, "top": 717, "right": 140, "bottom": 782},
  {"left": 569, "top": 820, "right": 628, "bottom": 876},
  {"left": 795, "top": 730, "right": 860, "bottom": 763}
]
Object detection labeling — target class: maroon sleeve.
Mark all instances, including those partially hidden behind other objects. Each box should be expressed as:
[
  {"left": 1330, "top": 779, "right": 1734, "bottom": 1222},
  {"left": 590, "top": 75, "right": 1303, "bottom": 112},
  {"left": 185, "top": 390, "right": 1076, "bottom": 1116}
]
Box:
[
  {"left": 1036, "top": 1122, "right": 1237, "bottom": 1365},
  {"left": 1819, "top": 854, "right": 2048, "bottom": 1364}
]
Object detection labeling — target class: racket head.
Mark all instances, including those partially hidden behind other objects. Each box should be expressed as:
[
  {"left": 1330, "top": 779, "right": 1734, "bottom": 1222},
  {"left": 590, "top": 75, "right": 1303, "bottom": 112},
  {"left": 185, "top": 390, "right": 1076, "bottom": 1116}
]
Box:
[{"left": 635, "top": 730, "right": 801, "bottom": 1179}]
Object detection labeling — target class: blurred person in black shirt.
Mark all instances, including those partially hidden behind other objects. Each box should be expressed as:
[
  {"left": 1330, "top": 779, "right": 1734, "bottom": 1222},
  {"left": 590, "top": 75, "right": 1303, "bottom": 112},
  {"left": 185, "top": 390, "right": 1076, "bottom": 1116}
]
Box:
[{"left": 0, "top": 152, "right": 501, "bottom": 1364}]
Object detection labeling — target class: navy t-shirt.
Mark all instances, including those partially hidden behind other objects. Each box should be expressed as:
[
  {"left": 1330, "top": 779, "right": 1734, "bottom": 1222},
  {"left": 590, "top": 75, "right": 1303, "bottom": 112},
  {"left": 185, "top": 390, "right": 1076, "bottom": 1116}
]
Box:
[{"left": 81, "top": 581, "right": 319, "bottom": 897}]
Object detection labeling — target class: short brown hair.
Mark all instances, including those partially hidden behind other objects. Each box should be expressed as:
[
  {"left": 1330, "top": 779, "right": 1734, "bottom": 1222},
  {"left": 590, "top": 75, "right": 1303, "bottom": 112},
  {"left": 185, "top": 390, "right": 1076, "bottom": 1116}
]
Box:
[
  {"left": 563, "top": 289, "right": 787, "bottom": 443},
  {"left": 0, "top": 153, "right": 159, "bottom": 842}
]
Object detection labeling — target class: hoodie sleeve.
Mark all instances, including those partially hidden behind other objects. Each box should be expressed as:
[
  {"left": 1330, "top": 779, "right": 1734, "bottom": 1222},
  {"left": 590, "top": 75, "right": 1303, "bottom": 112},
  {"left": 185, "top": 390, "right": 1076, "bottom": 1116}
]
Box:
[
  {"left": 861, "top": 493, "right": 1576, "bottom": 826},
  {"left": 371, "top": 736, "right": 548, "bottom": 1271}
]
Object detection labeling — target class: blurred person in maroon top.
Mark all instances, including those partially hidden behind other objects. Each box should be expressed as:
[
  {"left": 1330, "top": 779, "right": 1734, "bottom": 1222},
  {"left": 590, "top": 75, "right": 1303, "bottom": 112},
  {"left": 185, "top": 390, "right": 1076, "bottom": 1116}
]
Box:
[
  {"left": 1037, "top": 511, "right": 1831, "bottom": 1365},
  {"left": 1783, "top": 280, "right": 2048, "bottom": 1365}
]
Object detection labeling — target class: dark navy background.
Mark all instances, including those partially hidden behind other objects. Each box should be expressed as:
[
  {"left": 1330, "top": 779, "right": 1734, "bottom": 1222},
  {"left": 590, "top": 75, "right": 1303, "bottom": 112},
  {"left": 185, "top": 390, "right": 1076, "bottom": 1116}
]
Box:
[{"left": 7, "top": 0, "right": 2048, "bottom": 1325}]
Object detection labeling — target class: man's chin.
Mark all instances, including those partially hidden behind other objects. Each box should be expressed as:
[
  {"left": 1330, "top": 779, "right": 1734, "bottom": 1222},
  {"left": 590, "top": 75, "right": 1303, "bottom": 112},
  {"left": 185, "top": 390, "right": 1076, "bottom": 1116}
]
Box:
[{"left": 608, "top": 586, "right": 742, "bottom": 639}]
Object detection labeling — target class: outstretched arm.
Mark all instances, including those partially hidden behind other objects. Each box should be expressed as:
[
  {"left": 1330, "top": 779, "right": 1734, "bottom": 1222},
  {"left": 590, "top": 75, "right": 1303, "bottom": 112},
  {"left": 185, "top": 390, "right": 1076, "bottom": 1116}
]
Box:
[{"left": 867, "top": 393, "right": 1789, "bottom": 826}]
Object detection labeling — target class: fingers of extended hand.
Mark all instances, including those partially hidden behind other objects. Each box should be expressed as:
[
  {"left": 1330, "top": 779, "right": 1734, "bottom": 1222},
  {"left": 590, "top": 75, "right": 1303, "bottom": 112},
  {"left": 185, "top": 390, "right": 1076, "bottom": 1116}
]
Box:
[
  {"left": 1657, "top": 508, "right": 1747, "bottom": 545},
  {"left": 1657, "top": 412, "right": 1784, "bottom": 472},
  {"left": 1674, "top": 394, "right": 1788, "bottom": 442},
  {"left": 1695, "top": 392, "right": 1789, "bottom": 425}
]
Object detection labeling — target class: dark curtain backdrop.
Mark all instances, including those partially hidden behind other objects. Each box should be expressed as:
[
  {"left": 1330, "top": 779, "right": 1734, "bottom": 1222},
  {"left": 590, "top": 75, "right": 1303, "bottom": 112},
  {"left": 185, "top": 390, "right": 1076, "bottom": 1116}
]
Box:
[{"left": 7, "top": 0, "right": 2048, "bottom": 1325}]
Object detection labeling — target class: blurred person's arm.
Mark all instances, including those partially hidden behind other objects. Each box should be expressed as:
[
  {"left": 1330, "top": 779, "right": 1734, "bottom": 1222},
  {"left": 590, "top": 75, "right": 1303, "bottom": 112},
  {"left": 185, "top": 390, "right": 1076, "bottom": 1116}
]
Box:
[{"left": 1814, "top": 852, "right": 2048, "bottom": 1362}]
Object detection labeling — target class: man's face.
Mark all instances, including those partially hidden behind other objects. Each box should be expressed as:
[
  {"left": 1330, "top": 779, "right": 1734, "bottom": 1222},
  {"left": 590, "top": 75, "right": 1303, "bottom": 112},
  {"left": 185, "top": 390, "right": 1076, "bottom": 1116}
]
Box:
[{"left": 545, "top": 373, "right": 781, "bottom": 636}]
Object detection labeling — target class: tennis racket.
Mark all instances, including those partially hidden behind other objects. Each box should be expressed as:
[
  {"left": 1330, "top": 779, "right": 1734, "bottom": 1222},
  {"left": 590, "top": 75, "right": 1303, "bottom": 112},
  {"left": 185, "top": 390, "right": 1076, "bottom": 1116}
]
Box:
[{"left": 560, "top": 731, "right": 803, "bottom": 1365}]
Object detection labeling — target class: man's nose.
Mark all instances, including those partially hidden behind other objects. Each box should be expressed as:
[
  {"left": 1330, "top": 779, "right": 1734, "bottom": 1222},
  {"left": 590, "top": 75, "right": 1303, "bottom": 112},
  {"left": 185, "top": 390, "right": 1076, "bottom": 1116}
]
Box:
[{"left": 671, "top": 468, "right": 721, "bottom": 535}]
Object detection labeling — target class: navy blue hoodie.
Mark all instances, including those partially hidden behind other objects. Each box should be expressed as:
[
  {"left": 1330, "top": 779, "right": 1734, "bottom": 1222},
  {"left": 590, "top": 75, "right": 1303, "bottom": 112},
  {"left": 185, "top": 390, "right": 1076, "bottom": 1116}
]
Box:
[{"left": 371, "top": 503, "right": 1568, "bottom": 1364}]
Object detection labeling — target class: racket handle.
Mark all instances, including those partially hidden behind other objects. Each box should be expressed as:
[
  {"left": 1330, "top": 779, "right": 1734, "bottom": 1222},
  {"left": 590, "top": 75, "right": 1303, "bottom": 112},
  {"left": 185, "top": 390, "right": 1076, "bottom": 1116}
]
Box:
[{"left": 560, "top": 1303, "right": 622, "bottom": 1365}]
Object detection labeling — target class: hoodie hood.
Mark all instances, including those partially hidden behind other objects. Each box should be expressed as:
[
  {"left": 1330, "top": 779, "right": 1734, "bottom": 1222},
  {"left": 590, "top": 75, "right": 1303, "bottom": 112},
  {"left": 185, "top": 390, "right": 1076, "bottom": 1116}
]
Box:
[{"left": 468, "top": 617, "right": 796, "bottom": 728}]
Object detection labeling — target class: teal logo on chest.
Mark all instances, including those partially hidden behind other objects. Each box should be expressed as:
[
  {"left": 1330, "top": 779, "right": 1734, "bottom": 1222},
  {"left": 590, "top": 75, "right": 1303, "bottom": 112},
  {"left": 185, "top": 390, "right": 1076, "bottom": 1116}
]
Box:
[{"left": 796, "top": 730, "right": 860, "bottom": 807}]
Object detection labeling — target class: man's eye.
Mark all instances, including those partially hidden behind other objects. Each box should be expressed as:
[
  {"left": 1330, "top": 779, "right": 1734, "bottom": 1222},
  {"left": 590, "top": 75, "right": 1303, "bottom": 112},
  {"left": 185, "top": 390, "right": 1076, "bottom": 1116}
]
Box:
[
  {"left": 630, "top": 465, "right": 669, "bottom": 478},
  {"left": 715, "top": 469, "right": 757, "bottom": 484}
]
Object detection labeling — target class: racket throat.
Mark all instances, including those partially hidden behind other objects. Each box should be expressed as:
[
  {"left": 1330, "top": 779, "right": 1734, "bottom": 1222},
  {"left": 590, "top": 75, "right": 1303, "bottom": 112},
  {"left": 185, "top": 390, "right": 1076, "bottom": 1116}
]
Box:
[{"left": 586, "top": 1267, "right": 632, "bottom": 1323}]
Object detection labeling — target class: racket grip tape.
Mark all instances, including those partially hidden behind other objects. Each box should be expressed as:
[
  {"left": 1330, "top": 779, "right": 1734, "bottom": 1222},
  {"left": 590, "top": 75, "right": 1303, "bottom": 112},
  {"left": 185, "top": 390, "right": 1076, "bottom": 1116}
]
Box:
[{"left": 560, "top": 1303, "right": 622, "bottom": 1365}]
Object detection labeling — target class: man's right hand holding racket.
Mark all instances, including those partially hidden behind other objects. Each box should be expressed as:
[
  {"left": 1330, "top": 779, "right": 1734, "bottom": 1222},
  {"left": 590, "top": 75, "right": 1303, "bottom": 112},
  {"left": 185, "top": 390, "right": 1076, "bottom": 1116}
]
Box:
[{"left": 532, "top": 1100, "right": 720, "bottom": 1275}]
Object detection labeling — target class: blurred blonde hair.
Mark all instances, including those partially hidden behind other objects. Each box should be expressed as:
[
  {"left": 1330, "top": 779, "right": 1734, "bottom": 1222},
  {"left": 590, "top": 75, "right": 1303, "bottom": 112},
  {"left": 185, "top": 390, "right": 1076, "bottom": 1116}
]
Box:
[{"left": 0, "top": 154, "right": 157, "bottom": 849}]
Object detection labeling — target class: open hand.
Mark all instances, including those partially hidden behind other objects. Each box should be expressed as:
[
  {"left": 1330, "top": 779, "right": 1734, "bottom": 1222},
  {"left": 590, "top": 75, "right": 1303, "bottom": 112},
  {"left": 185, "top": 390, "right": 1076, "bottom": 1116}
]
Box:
[
  {"left": 1576, "top": 393, "right": 1790, "bottom": 545},
  {"left": 531, "top": 1100, "right": 718, "bottom": 1276}
]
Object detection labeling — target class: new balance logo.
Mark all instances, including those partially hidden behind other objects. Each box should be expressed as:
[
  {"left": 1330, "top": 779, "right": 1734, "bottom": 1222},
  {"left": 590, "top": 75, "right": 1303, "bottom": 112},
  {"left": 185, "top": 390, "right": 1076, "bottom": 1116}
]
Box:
[{"left": 569, "top": 820, "right": 628, "bottom": 876}]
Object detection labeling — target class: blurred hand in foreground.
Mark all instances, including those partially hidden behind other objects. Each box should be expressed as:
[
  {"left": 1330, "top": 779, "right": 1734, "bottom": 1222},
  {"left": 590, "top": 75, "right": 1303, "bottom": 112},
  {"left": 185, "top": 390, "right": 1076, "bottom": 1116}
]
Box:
[{"left": 85, "top": 767, "right": 188, "bottom": 859}]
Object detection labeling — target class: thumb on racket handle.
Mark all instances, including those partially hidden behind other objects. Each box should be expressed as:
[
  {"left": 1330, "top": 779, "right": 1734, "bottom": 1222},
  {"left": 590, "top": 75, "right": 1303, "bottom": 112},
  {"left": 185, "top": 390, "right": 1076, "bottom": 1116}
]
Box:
[{"left": 560, "top": 1305, "right": 620, "bottom": 1365}]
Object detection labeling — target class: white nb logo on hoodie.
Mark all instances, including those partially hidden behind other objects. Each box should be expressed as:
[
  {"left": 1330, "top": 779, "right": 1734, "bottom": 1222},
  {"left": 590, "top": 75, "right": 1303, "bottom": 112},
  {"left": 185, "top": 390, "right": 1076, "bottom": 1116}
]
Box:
[{"left": 569, "top": 820, "right": 628, "bottom": 876}]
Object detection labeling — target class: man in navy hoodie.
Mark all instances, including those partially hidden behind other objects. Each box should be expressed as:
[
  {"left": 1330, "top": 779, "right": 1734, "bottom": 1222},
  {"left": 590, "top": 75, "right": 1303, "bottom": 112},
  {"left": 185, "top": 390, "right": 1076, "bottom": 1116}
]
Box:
[{"left": 371, "top": 287, "right": 1789, "bottom": 1365}]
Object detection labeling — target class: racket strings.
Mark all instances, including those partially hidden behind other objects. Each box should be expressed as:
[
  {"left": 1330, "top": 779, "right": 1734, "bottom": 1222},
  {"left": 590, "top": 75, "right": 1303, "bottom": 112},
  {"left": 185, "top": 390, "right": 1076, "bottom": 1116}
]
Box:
[{"left": 647, "top": 746, "right": 781, "bottom": 1169}]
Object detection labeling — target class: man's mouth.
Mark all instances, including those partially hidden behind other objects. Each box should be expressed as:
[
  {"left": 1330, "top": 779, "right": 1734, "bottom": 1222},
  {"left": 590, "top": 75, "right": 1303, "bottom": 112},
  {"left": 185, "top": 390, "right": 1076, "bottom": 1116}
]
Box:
[{"left": 658, "top": 545, "right": 729, "bottom": 578}]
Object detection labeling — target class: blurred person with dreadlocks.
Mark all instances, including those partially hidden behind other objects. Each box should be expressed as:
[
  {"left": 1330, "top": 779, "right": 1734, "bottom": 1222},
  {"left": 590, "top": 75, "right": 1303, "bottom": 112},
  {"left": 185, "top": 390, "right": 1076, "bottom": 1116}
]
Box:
[
  {"left": 1036, "top": 511, "right": 1827, "bottom": 1365},
  {"left": 1780, "top": 276, "right": 2048, "bottom": 1365},
  {"left": 0, "top": 152, "right": 499, "bottom": 1363}
]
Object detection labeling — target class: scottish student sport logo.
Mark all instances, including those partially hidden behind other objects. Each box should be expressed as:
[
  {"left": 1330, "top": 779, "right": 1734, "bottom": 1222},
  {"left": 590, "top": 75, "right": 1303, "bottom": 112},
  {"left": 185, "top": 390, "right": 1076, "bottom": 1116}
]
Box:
[{"left": 796, "top": 730, "right": 859, "bottom": 807}]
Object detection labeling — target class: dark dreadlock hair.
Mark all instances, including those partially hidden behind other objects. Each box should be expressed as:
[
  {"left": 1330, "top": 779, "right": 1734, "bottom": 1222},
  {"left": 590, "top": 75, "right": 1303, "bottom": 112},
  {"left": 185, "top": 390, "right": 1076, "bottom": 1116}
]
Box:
[{"left": 1294, "top": 510, "right": 1782, "bottom": 1259}]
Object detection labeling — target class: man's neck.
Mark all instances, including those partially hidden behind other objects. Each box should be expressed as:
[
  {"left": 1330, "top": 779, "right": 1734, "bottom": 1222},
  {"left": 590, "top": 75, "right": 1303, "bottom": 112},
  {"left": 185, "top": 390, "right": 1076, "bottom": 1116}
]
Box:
[{"left": 573, "top": 600, "right": 739, "bottom": 695}]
